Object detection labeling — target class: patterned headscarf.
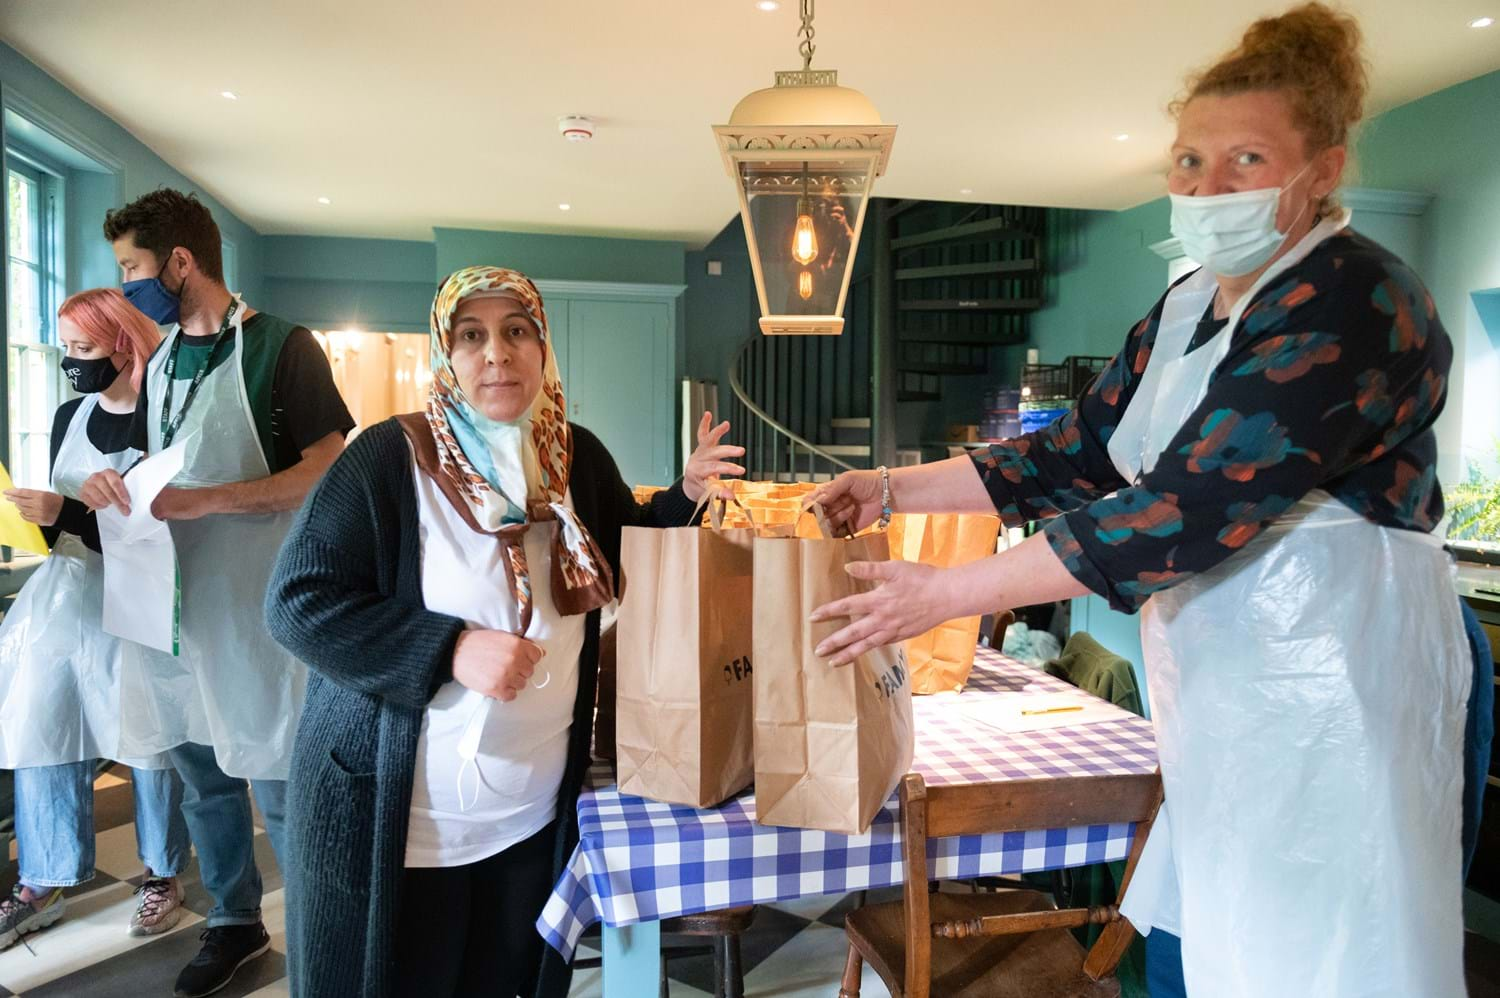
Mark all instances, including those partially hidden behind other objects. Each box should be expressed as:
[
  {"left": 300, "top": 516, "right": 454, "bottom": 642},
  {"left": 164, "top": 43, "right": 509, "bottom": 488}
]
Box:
[{"left": 426, "top": 265, "right": 612, "bottom": 628}]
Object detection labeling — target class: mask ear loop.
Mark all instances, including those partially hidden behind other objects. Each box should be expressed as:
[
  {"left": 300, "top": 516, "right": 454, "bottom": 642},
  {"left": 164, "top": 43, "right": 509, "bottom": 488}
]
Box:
[{"left": 455, "top": 697, "right": 493, "bottom": 812}]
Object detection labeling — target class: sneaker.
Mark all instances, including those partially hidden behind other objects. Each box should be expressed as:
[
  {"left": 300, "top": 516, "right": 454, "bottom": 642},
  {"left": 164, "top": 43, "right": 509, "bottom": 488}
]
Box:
[
  {"left": 129, "top": 875, "right": 185, "bottom": 936},
  {"left": 0, "top": 884, "right": 65, "bottom": 952},
  {"left": 173, "top": 923, "right": 271, "bottom": 998}
]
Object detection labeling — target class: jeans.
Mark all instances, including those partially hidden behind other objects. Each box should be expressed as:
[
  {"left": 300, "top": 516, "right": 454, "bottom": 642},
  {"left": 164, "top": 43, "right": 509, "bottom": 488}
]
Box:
[
  {"left": 1462, "top": 601, "right": 1494, "bottom": 879},
  {"left": 167, "top": 742, "right": 287, "bottom": 928},
  {"left": 1145, "top": 930, "right": 1188, "bottom": 998},
  {"left": 13, "top": 761, "right": 190, "bottom": 889}
]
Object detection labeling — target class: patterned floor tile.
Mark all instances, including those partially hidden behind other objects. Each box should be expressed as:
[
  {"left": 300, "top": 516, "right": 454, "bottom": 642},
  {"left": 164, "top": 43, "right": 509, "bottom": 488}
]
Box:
[
  {"left": 663, "top": 903, "right": 814, "bottom": 994},
  {"left": 0, "top": 879, "right": 203, "bottom": 993},
  {"left": 23, "top": 924, "right": 283, "bottom": 998},
  {"left": 741, "top": 919, "right": 891, "bottom": 998}
]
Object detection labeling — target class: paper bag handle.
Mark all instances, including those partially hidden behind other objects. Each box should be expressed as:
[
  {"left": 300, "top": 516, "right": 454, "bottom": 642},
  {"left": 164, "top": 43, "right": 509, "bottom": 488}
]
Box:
[
  {"left": 691, "top": 491, "right": 759, "bottom": 533},
  {"left": 806, "top": 501, "right": 855, "bottom": 540}
]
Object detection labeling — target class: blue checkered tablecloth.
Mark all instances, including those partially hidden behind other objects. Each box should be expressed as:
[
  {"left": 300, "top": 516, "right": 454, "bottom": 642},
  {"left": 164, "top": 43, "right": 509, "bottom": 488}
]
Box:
[{"left": 538, "top": 646, "right": 1157, "bottom": 958}]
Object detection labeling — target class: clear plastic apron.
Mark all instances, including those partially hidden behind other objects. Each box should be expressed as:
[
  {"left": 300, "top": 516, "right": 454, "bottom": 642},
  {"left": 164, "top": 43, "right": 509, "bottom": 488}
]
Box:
[
  {"left": 116, "top": 306, "right": 307, "bottom": 780},
  {"left": 1112, "top": 215, "right": 1470, "bottom": 996},
  {"left": 0, "top": 394, "right": 167, "bottom": 769}
]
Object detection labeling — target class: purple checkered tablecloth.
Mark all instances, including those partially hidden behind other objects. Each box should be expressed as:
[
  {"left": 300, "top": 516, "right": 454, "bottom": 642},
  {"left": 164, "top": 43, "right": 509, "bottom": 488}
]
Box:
[{"left": 538, "top": 647, "right": 1157, "bottom": 958}]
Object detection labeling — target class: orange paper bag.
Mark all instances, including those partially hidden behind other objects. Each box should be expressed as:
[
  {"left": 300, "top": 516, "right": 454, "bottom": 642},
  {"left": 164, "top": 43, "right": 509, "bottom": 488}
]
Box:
[{"left": 887, "top": 513, "right": 1000, "bottom": 694}]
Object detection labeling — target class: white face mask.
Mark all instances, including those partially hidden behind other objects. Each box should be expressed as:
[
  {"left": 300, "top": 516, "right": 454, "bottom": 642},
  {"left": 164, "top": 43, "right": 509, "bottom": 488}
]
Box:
[{"left": 1169, "top": 163, "right": 1315, "bottom": 278}]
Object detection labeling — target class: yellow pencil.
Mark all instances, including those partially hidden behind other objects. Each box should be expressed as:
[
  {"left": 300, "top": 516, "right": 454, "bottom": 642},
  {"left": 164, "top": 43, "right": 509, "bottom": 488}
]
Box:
[{"left": 1020, "top": 705, "right": 1084, "bottom": 717}]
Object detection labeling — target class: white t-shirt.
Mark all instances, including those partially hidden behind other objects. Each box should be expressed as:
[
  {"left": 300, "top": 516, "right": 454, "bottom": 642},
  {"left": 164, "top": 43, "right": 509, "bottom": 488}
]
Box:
[{"left": 404, "top": 453, "right": 585, "bottom": 868}]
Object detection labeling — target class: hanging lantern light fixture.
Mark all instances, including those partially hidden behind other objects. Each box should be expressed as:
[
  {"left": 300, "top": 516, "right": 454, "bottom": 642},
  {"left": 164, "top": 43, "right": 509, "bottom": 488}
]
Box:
[{"left": 713, "top": 0, "right": 896, "bottom": 335}]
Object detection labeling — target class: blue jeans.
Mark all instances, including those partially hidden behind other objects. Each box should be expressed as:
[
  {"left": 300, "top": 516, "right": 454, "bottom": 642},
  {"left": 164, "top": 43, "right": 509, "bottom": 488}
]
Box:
[
  {"left": 168, "top": 742, "right": 287, "bottom": 928},
  {"left": 1145, "top": 930, "right": 1188, "bottom": 997},
  {"left": 1462, "top": 601, "right": 1494, "bottom": 879},
  {"left": 13, "top": 762, "right": 190, "bottom": 889}
]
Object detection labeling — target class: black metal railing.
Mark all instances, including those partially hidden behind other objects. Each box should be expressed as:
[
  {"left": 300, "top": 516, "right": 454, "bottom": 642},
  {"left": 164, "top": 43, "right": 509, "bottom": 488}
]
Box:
[{"left": 726, "top": 275, "right": 873, "bottom": 482}]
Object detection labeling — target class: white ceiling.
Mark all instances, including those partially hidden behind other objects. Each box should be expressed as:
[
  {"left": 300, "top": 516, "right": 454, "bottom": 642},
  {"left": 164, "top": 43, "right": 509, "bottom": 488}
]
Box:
[{"left": 3, "top": 1, "right": 1497, "bottom": 247}]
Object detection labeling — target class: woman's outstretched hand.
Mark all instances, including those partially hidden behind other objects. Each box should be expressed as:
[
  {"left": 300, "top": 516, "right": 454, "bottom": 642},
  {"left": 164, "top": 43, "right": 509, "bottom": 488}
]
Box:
[
  {"left": 808, "top": 560, "right": 955, "bottom": 667},
  {"left": 682, "top": 411, "right": 745, "bottom": 504}
]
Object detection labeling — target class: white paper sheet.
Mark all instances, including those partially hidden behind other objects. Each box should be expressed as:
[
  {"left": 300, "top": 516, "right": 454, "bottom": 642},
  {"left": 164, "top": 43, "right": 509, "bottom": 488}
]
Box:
[
  {"left": 98, "top": 443, "right": 187, "bottom": 654},
  {"left": 950, "top": 687, "right": 1133, "bottom": 733}
]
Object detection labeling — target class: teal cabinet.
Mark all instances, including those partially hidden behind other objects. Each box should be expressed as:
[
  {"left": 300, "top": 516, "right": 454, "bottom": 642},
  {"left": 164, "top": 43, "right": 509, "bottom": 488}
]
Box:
[{"left": 536, "top": 281, "right": 684, "bottom": 490}]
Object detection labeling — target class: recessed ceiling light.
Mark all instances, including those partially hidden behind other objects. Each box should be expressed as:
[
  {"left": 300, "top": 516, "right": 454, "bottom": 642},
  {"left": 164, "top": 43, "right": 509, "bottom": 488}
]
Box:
[
  {"left": 959, "top": 188, "right": 974, "bottom": 195},
  {"left": 1471, "top": 16, "right": 1494, "bottom": 28},
  {"left": 220, "top": 90, "right": 239, "bottom": 100},
  {"left": 1114, "top": 133, "right": 1131, "bottom": 142},
  {"left": 317, "top": 197, "right": 331, "bottom": 205},
  {"left": 757, "top": 1, "right": 781, "bottom": 10},
  {"left": 559, "top": 203, "right": 572, "bottom": 211}
]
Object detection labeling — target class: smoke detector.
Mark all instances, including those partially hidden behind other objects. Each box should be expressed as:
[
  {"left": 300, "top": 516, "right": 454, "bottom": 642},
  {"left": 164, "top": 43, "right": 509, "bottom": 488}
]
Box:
[{"left": 558, "top": 115, "right": 595, "bottom": 142}]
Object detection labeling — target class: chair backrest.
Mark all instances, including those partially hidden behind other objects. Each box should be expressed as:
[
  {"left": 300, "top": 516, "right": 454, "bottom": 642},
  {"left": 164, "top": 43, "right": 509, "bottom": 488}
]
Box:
[
  {"left": 989, "top": 609, "right": 1016, "bottom": 650},
  {"left": 593, "top": 623, "right": 618, "bottom": 771},
  {"left": 898, "top": 770, "right": 1163, "bottom": 998}
]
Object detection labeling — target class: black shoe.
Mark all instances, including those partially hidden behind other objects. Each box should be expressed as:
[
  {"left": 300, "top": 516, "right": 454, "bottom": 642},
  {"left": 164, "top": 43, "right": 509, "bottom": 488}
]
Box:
[{"left": 173, "top": 922, "right": 272, "bottom": 998}]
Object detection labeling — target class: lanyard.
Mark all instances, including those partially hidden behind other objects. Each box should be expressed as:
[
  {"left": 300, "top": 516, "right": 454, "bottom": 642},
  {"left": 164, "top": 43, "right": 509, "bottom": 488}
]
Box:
[{"left": 160, "top": 299, "right": 240, "bottom": 449}]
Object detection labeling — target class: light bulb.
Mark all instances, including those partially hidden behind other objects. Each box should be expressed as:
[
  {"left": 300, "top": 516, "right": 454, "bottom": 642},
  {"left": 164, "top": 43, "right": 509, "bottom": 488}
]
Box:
[
  {"left": 798, "top": 270, "right": 814, "bottom": 300},
  {"left": 792, "top": 207, "right": 818, "bottom": 265}
]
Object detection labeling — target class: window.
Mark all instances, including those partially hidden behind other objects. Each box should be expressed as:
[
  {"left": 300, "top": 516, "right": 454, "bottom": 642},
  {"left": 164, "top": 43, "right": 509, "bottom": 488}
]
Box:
[{"left": 6, "top": 155, "right": 66, "bottom": 489}]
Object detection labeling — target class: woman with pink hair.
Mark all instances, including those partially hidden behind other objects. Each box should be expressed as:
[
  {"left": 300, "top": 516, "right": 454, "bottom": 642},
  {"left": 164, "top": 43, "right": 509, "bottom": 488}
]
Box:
[{"left": 0, "top": 288, "right": 191, "bottom": 952}]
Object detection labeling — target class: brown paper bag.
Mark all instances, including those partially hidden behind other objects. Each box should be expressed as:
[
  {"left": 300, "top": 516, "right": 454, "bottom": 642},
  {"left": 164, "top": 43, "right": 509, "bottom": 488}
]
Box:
[
  {"left": 752, "top": 526, "right": 915, "bottom": 836},
  {"left": 615, "top": 503, "right": 756, "bottom": 808},
  {"left": 887, "top": 513, "right": 1001, "bottom": 694}
]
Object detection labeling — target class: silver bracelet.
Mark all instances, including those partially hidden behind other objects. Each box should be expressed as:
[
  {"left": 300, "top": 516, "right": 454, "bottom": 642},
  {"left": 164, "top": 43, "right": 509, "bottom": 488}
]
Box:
[{"left": 877, "top": 465, "right": 893, "bottom": 528}]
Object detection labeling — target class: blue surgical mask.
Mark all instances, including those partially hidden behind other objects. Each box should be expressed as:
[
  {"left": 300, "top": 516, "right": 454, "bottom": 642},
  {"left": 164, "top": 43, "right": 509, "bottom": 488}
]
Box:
[
  {"left": 123, "top": 257, "right": 185, "bottom": 326},
  {"left": 1169, "top": 163, "right": 1314, "bottom": 278}
]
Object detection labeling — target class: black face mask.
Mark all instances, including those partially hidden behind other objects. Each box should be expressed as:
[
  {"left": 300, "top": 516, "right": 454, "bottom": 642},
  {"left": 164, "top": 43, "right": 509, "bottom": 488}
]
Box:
[{"left": 61, "top": 355, "right": 123, "bottom": 394}]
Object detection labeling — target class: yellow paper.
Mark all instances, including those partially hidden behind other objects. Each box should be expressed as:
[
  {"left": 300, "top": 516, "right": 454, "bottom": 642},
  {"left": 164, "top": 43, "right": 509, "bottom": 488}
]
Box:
[{"left": 0, "top": 462, "right": 51, "bottom": 556}]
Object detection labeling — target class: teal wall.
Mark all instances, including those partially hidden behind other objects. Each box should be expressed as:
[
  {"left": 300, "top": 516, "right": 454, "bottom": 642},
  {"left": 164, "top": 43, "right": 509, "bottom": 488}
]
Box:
[
  {"left": 0, "top": 41, "right": 265, "bottom": 304},
  {"left": 684, "top": 217, "right": 759, "bottom": 399},
  {"left": 1355, "top": 69, "right": 1500, "bottom": 479},
  {"left": 433, "top": 226, "right": 686, "bottom": 286},
  {"left": 262, "top": 235, "right": 434, "bottom": 333},
  {"left": 1030, "top": 198, "right": 1174, "bottom": 364}
]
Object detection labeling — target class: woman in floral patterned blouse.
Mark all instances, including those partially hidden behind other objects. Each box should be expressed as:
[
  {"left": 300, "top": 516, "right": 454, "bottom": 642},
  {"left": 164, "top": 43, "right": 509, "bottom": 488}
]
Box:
[{"left": 812, "top": 5, "right": 1470, "bottom": 997}]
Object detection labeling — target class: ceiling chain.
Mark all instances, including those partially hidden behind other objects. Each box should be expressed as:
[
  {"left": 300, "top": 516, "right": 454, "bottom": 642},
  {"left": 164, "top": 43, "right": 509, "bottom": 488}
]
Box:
[{"left": 798, "top": 0, "right": 816, "bottom": 71}]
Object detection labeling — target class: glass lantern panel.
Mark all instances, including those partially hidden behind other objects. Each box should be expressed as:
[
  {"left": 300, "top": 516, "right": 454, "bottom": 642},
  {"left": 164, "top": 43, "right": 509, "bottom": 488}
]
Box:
[{"left": 738, "top": 157, "right": 871, "bottom": 317}]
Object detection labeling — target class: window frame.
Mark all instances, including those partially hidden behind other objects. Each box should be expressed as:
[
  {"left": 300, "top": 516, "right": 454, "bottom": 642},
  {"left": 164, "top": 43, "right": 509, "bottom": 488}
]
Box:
[{"left": 4, "top": 145, "right": 69, "bottom": 492}]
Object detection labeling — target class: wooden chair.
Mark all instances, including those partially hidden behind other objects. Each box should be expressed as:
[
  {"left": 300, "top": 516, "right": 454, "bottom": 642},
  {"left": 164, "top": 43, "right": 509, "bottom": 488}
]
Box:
[
  {"left": 839, "top": 770, "right": 1163, "bottom": 998},
  {"left": 988, "top": 610, "right": 1016, "bottom": 651},
  {"left": 584, "top": 622, "right": 758, "bottom": 998}
]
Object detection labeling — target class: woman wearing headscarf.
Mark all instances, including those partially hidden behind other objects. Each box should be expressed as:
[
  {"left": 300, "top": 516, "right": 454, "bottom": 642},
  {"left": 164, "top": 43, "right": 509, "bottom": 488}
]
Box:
[{"left": 266, "top": 266, "right": 741, "bottom": 998}]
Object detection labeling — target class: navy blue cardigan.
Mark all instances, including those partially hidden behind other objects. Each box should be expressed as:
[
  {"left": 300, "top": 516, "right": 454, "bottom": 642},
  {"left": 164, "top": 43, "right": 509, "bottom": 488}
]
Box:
[{"left": 265, "top": 417, "right": 695, "bottom": 998}]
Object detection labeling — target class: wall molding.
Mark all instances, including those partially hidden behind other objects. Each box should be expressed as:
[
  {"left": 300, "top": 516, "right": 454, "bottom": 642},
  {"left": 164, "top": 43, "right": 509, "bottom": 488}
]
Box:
[
  {"left": 533, "top": 279, "right": 686, "bottom": 301},
  {"left": 1341, "top": 186, "right": 1433, "bottom": 216},
  {"left": 1147, "top": 236, "right": 1183, "bottom": 262},
  {"left": 2, "top": 87, "right": 122, "bottom": 173}
]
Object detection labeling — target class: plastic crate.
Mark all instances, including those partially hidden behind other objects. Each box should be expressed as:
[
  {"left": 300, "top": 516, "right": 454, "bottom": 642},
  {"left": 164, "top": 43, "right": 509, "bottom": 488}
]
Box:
[
  {"left": 1065, "top": 355, "right": 1112, "bottom": 396},
  {"left": 1021, "top": 363, "right": 1070, "bottom": 402}
]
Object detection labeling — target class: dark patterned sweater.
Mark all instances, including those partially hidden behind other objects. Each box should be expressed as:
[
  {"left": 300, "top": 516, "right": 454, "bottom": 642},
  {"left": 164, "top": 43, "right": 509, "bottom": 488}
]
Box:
[{"left": 971, "top": 230, "right": 1452, "bottom": 612}]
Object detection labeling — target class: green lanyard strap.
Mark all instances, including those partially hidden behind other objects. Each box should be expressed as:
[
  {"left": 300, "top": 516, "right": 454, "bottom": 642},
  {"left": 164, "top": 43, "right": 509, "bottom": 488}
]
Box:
[{"left": 159, "top": 299, "right": 240, "bottom": 449}]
